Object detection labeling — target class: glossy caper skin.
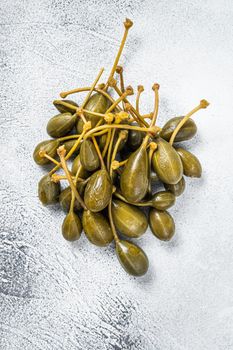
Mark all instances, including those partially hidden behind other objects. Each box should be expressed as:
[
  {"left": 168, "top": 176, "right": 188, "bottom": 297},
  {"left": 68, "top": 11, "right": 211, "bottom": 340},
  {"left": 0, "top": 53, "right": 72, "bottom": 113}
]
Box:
[
  {"left": 82, "top": 210, "right": 113, "bottom": 246},
  {"left": 46, "top": 113, "right": 77, "bottom": 138},
  {"left": 38, "top": 174, "right": 60, "bottom": 205},
  {"left": 76, "top": 93, "right": 110, "bottom": 133},
  {"left": 149, "top": 209, "right": 175, "bottom": 241},
  {"left": 127, "top": 129, "right": 143, "bottom": 150},
  {"left": 176, "top": 148, "right": 202, "bottom": 178},
  {"left": 120, "top": 144, "right": 148, "bottom": 202},
  {"left": 112, "top": 199, "right": 148, "bottom": 238},
  {"left": 116, "top": 240, "right": 149, "bottom": 277},
  {"left": 84, "top": 169, "right": 112, "bottom": 212},
  {"left": 80, "top": 139, "right": 100, "bottom": 172},
  {"left": 53, "top": 99, "right": 78, "bottom": 114},
  {"left": 59, "top": 186, "right": 83, "bottom": 213},
  {"left": 164, "top": 176, "right": 185, "bottom": 196},
  {"left": 33, "top": 139, "right": 60, "bottom": 165},
  {"left": 63, "top": 139, "right": 80, "bottom": 155},
  {"left": 151, "top": 191, "right": 175, "bottom": 210},
  {"left": 71, "top": 154, "right": 89, "bottom": 179},
  {"left": 160, "top": 117, "right": 197, "bottom": 142},
  {"left": 152, "top": 138, "right": 183, "bottom": 185},
  {"left": 62, "top": 212, "right": 82, "bottom": 241}
]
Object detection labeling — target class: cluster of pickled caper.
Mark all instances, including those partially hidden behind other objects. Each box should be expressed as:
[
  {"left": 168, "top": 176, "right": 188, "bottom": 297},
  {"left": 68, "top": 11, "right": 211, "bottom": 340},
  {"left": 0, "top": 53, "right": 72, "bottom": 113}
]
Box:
[{"left": 33, "top": 19, "right": 209, "bottom": 277}]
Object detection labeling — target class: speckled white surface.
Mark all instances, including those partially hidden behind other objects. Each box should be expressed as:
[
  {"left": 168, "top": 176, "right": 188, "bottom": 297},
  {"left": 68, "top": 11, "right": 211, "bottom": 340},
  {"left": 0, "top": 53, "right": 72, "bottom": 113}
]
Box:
[{"left": 1, "top": 1, "right": 233, "bottom": 349}]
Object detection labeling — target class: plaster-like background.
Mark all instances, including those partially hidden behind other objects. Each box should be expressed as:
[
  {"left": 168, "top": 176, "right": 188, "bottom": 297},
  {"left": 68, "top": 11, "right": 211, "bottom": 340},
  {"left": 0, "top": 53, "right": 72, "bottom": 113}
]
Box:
[{"left": 1, "top": 1, "right": 233, "bottom": 349}]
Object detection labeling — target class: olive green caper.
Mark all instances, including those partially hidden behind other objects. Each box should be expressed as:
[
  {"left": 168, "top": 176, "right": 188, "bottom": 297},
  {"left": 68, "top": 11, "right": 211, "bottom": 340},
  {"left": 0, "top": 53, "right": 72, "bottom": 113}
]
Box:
[
  {"left": 62, "top": 212, "right": 82, "bottom": 241},
  {"left": 46, "top": 113, "right": 77, "bottom": 138},
  {"left": 38, "top": 174, "right": 60, "bottom": 205},
  {"left": 33, "top": 139, "right": 60, "bottom": 165},
  {"left": 80, "top": 139, "right": 100, "bottom": 172},
  {"left": 164, "top": 176, "right": 185, "bottom": 196},
  {"left": 63, "top": 139, "right": 80, "bottom": 155},
  {"left": 59, "top": 186, "right": 83, "bottom": 213},
  {"left": 71, "top": 154, "right": 89, "bottom": 179},
  {"left": 160, "top": 116, "right": 197, "bottom": 142},
  {"left": 120, "top": 143, "right": 148, "bottom": 202},
  {"left": 116, "top": 240, "right": 149, "bottom": 277},
  {"left": 53, "top": 99, "right": 78, "bottom": 114},
  {"left": 84, "top": 169, "right": 112, "bottom": 212},
  {"left": 76, "top": 93, "right": 110, "bottom": 133},
  {"left": 127, "top": 128, "right": 143, "bottom": 150},
  {"left": 112, "top": 199, "right": 148, "bottom": 238},
  {"left": 82, "top": 210, "right": 113, "bottom": 246},
  {"left": 149, "top": 209, "right": 175, "bottom": 241},
  {"left": 150, "top": 191, "right": 175, "bottom": 210},
  {"left": 152, "top": 138, "right": 183, "bottom": 184},
  {"left": 176, "top": 148, "right": 202, "bottom": 178}
]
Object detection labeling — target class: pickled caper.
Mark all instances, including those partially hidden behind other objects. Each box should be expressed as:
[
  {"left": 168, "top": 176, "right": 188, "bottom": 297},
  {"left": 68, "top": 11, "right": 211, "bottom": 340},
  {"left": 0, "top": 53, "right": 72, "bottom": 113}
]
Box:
[
  {"left": 38, "top": 174, "right": 60, "bottom": 205},
  {"left": 149, "top": 209, "right": 175, "bottom": 241},
  {"left": 82, "top": 210, "right": 113, "bottom": 246},
  {"left": 116, "top": 240, "right": 149, "bottom": 276},
  {"left": 176, "top": 148, "right": 202, "bottom": 178},
  {"left": 112, "top": 199, "right": 148, "bottom": 238},
  {"left": 160, "top": 117, "right": 197, "bottom": 142}
]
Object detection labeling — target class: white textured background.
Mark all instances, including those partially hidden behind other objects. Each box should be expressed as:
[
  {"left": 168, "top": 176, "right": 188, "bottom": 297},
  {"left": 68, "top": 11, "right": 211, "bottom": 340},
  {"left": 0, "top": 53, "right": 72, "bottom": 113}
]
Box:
[{"left": 1, "top": 1, "right": 233, "bottom": 349}]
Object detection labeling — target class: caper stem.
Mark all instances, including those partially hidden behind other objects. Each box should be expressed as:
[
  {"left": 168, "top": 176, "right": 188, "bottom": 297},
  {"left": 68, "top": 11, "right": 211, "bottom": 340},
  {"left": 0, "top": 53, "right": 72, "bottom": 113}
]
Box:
[
  {"left": 51, "top": 174, "right": 85, "bottom": 183},
  {"left": 84, "top": 124, "right": 158, "bottom": 140},
  {"left": 116, "top": 66, "right": 125, "bottom": 91},
  {"left": 102, "top": 129, "right": 112, "bottom": 159},
  {"left": 60, "top": 87, "right": 121, "bottom": 111},
  {"left": 105, "top": 89, "right": 131, "bottom": 113},
  {"left": 57, "top": 146, "right": 87, "bottom": 210},
  {"left": 93, "top": 129, "right": 109, "bottom": 138},
  {"left": 107, "top": 129, "right": 115, "bottom": 171},
  {"left": 49, "top": 129, "right": 86, "bottom": 175},
  {"left": 81, "top": 67, "right": 104, "bottom": 108},
  {"left": 92, "top": 136, "right": 106, "bottom": 170},
  {"left": 105, "top": 19, "right": 133, "bottom": 91},
  {"left": 110, "top": 133, "right": 124, "bottom": 178},
  {"left": 58, "top": 135, "right": 80, "bottom": 142},
  {"left": 76, "top": 109, "right": 87, "bottom": 124},
  {"left": 112, "top": 159, "right": 128, "bottom": 170},
  {"left": 113, "top": 84, "right": 149, "bottom": 127},
  {"left": 169, "top": 99, "right": 210, "bottom": 145},
  {"left": 39, "top": 151, "right": 60, "bottom": 166},
  {"left": 108, "top": 199, "right": 120, "bottom": 243},
  {"left": 151, "top": 84, "right": 160, "bottom": 127},
  {"left": 114, "top": 191, "right": 151, "bottom": 207},
  {"left": 136, "top": 85, "right": 144, "bottom": 114},
  {"left": 53, "top": 100, "right": 77, "bottom": 112}
]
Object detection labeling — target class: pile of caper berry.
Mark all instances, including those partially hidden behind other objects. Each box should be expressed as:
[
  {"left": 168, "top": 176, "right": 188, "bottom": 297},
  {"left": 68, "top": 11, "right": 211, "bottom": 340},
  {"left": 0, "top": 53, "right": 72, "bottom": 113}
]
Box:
[{"left": 33, "top": 19, "right": 209, "bottom": 277}]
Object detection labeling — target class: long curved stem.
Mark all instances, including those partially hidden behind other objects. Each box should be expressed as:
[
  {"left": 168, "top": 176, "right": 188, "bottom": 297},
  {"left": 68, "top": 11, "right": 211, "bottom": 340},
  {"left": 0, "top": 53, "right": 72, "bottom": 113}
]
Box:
[
  {"left": 84, "top": 123, "right": 158, "bottom": 140},
  {"left": 169, "top": 99, "right": 209, "bottom": 145},
  {"left": 136, "top": 85, "right": 144, "bottom": 114},
  {"left": 151, "top": 84, "right": 160, "bottom": 127},
  {"left": 92, "top": 136, "right": 105, "bottom": 170},
  {"left": 57, "top": 146, "right": 87, "bottom": 210},
  {"left": 113, "top": 84, "right": 149, "bottom": 127},
  {"left": 60, "top": 87, "right": 121, "bottom": 111},
  {"left": 114, "top": 191, "right": 151, "bottom": 207},
  {"left": 102, "top": 129, "right": 112, "bottom": 159},
  {"left": 105, "top": 19, "right": 133, "bottom": 91},
  {"left": 81, "top": 67, "right": 104, "bottom": 108},
  {"left": 107, "top": 129, "right": 115, "bottom": 171}
]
